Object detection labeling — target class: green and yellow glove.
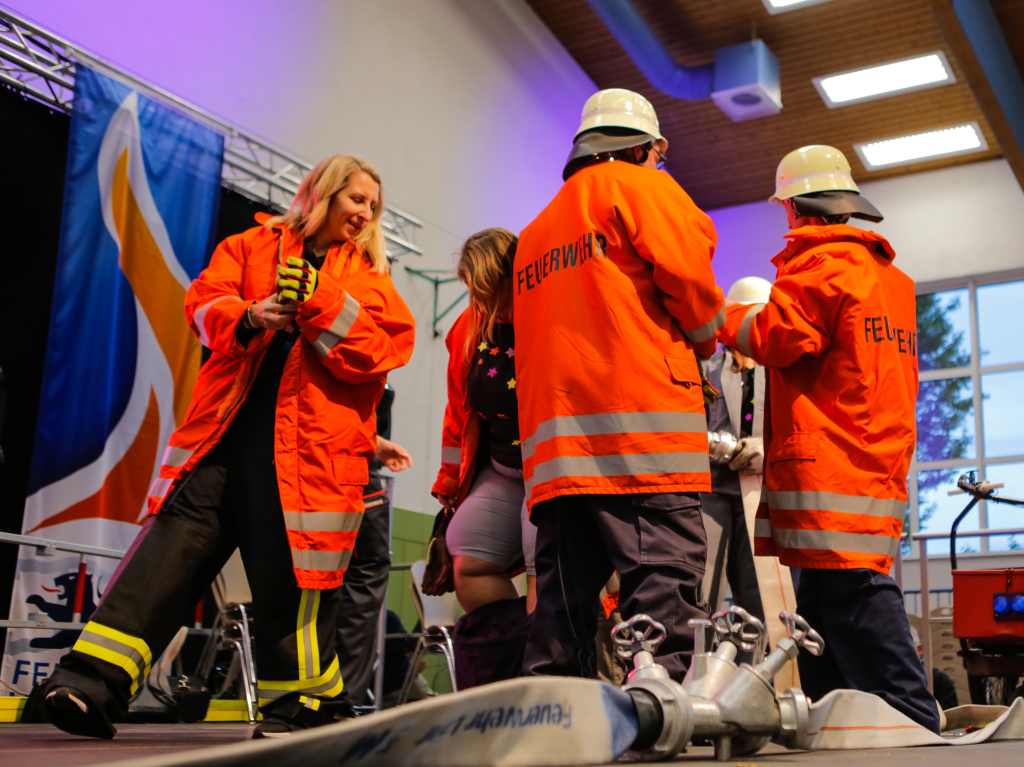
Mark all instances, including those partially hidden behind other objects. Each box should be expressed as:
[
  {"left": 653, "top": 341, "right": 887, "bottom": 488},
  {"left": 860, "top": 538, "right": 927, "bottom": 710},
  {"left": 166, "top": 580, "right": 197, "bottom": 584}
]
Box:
[
  {"left": 276, "top": 257, "right": 318, "bottom": 302},
  {"left": 278, "top": 259, "right": 317, "bottom": 303}
]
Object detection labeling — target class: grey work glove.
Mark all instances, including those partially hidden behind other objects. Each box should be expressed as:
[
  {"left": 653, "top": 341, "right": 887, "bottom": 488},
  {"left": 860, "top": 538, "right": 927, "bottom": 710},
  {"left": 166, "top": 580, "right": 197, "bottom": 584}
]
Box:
[{"left": 728, "top": 437, "right": 764, "bottom": 475}]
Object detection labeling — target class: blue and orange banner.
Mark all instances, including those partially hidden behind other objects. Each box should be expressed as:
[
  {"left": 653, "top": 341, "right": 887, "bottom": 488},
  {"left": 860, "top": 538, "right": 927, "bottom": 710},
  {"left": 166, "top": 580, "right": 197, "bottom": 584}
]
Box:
[{"left": 2, "top": 67, "right": 223, "bottom": 692}]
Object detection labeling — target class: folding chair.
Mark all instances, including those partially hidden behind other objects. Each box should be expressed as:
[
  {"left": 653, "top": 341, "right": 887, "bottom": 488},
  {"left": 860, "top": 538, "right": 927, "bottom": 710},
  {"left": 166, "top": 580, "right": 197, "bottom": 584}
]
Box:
[
  {"left": 398, "top": 560, "right": 460, "bottom": 703},
  {"left": 193, "top": 549, "right": 259, "bottom": 722}
]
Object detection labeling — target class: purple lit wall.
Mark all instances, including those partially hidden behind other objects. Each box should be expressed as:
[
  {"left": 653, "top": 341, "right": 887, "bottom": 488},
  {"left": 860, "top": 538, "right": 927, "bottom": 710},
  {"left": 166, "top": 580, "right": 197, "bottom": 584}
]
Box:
[
  {"left": 3, "top": 0, "right": 593, "bottom": 237},
  {"left": 3, "top": 0, "right": 597, "bottom": 513},
  {"left": 706, "top": 199, "right": 787, "bottom": 295},
  {"left": 704, "top": 158, "right": 1024, "bottom": 289}
]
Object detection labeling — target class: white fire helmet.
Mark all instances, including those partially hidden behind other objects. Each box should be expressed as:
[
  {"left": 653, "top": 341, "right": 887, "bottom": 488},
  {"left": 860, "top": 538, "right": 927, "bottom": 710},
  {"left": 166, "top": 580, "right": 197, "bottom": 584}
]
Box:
[
  {"left": 574, "top": 88, "right": 664, "bottom": 142},
  {"left": 727, "top": 276, "right": 772, "bottom": 305},
  {"left": 770, "top": 145, "right": 859, "bottom": 202}
]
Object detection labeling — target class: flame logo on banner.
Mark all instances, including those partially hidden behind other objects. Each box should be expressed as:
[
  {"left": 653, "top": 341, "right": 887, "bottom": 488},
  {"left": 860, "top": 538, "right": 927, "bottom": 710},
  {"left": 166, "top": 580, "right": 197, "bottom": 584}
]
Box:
[{"left": 23, "top": 92, "right": 201, "bottom": 533}]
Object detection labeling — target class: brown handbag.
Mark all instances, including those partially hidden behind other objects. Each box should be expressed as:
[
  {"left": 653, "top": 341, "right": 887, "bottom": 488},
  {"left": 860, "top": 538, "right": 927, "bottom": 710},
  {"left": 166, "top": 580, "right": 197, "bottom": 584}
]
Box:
[{"left": 420, "top": 508, "right": 456, "bottom": 596}]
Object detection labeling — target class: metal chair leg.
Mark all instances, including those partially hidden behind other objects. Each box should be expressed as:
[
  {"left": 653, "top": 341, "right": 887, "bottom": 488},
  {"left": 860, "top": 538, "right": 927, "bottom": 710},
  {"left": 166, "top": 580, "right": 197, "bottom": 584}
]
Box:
[
  {"left": 222, "top": 602, "right": 258, "bottom": 723},
  {"left": 433, "top": 626, "right": 458, "bottom": 692},
  {"left": 397, "top": 637, "right": 426, "bottom": 705}
]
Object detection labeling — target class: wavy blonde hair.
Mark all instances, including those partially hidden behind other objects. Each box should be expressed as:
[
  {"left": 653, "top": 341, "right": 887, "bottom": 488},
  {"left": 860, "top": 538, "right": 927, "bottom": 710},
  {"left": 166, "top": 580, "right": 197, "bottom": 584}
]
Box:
[
  {"left": 267, "top": 155, "right": 387, "bottom": 273},
  {"left": 457, "top": 228, "right": 517, "bottom": 359}
]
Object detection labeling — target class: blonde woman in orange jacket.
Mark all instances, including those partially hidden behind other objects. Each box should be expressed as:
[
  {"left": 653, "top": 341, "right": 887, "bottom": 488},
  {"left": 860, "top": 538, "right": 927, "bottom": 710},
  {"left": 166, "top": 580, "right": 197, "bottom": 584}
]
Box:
[{"left": 43, "top": 156, "right": 415, "bottom": 739}]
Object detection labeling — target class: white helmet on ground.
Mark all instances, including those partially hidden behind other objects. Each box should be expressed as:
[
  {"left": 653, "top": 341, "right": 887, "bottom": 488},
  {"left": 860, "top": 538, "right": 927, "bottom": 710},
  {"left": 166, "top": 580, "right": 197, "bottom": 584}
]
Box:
[{"left": 727, "top": 277, "right": 772, "bottom": 305}]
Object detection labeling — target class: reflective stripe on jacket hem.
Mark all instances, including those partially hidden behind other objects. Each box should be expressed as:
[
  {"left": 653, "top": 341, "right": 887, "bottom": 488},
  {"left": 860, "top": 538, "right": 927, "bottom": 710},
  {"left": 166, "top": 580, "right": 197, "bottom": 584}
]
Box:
[
  {"left": 283, "top": 510, "right": 364, "bottom": 533},
  {"left": 770, "top": 527, "right": 900, "bottom": 557},
  {"left": 290, "top": 548, "right": 354, "bottom": 572},
  {"left": 313, "top": 293, "right": 361, "bottom": 356},
  {"left": 736, "top": 303, "right": 766, "bottom": 357},
  {"left": 767, "top": 490, "right": 906, "bottom": 520},
  {"left": 521, "top": 410, "right": 707, "bottom": 461},
  {"left": 684, "top": 306, "right": 727, "bottom": 344},
  {"left": 525, "top": 450, "right": 710, "bottom": 495}
]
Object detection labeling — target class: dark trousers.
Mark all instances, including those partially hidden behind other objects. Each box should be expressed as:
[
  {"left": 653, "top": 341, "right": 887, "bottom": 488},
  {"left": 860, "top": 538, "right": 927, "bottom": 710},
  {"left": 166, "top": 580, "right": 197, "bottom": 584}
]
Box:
[
  {"left": 700, "top": 492, "right": 764, "bottom": 622},
  {"left": 335, "top": 486, "right": 391, "bottom": 706},
  {"left": 43, "top": 422, "right": 342, "bottom": 722},
  {"left": 522, "top": 492, "right": 707, "bottom": 681},
  {"left": 796, "top": 568, "right": 941, "bottom": 733}
]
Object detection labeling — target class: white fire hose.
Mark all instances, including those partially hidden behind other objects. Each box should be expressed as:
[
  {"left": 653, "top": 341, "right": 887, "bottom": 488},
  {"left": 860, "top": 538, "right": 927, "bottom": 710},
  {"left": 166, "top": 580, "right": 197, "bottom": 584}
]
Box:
[{"left": 111, "top": 608, "right": 1024, "bottom": 767}]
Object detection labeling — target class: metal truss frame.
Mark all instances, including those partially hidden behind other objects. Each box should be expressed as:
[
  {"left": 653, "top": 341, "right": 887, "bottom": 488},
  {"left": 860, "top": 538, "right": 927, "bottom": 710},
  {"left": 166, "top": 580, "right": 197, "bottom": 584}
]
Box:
[{"left": 0, "top": 8, "right": 423, "bottom": 259}]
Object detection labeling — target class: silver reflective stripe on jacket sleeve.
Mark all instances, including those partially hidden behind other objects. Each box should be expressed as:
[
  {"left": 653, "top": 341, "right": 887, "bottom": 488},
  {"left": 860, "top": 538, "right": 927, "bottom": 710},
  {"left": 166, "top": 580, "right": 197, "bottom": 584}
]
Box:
[
  {"left": 161, "top": 445, "right": 194, "bottom": 469},
  {"left": 525, "top": 450, "right": 710, "bottom": 496},
  {"left": 770, "top": 527, "right": 900, "bottom": 557},
  {"left": 521, "top": 411, "right": 707, "bottom": 462},
  {"left": 735, "top": 302, "right": 766, "bottom": 357},
  {"left": 192, "top": 296, "right": 239, "bottom": 347},
  {"left": 684, "top": 306, "right": 727, "bottom": 344},
  {"left": 767, "top": 490, "right": 906, "bottom": 520},
  {"left": 148, "top": 476, "right": 174, "bottom": 499},
  {"left": 313, "top": 293, "right": 361, "bottom": 357},
  {"left": 441, "top": 445, "right": 462, "bottom": 465}
]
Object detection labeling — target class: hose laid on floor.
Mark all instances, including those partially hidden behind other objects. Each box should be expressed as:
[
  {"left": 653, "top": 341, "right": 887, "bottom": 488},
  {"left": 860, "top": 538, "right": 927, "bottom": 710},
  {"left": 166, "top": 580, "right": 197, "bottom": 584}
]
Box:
[
  {"left": 806, "top": 692, "right": 1024, "bottom": 749},
  {"left": 112, "top": 677, "right": 638, "bottom": 767}
]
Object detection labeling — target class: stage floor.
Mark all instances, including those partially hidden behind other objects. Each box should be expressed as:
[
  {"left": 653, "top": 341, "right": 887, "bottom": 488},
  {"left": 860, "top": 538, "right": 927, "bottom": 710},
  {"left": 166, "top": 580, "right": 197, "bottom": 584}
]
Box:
[{"left": 2, "top": 723, "right": 1023, "bottom": 767}]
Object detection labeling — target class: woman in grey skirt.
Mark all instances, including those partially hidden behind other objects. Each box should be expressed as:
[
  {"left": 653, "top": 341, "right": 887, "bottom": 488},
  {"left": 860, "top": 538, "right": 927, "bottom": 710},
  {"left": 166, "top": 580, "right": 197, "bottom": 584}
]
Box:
[{"left": 431, "top": 228, "right": 536, "bottom": 617}]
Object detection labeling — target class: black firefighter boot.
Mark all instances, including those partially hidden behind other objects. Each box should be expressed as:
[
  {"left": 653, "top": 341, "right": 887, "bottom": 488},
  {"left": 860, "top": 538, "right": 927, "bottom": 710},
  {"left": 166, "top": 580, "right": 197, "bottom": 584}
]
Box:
[{"left": 252, "top": 692, "right": 355, "bottom": 739}]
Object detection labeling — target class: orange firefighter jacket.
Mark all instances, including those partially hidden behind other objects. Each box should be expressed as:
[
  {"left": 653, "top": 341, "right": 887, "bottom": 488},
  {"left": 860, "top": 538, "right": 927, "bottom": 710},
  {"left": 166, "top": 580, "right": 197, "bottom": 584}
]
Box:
[
  {"left": 514, "top": 161, "right": 725, "bottom": 509},
  {"left": 718, "top": 224, "right": 917, "bottom": 575},
  {"left": 148, "top": 213, "right": 415, "bottom": 589},
  {"left": 432, "top": 308, "right": 485, "bottom": 507}
]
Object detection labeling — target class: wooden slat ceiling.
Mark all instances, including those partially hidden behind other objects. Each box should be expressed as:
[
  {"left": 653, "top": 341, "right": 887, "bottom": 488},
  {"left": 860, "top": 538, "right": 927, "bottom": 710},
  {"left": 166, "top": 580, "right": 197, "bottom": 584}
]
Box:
[
  {"left": 993, "top": 0, "right": 1024, "bottom": 76},
  {"left": 526, "top": 0, "right": 1018, "bottom": 211}
]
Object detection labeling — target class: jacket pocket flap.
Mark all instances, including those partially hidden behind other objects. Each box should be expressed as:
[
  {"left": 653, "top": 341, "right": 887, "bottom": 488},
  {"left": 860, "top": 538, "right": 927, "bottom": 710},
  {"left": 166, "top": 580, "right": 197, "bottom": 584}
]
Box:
[
  {"left": 333, "top": 455, "right": 369, "bottom": 486},
  {"left": 771, "top": 433, "right": 820, "bottom": 462},
  {"left": 665, "top": 355, "right": 698, "bottom": 386}
]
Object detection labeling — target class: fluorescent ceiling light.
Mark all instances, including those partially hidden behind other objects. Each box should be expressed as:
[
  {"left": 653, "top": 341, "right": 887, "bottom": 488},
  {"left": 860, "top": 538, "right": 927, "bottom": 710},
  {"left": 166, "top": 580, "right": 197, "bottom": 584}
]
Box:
[
  {"left": 814, "top": 52, "right": 955, "bottom": 108},
  {"left": 854, "top": 123, "right": 988, "bottom": 170},
  {"left": 762, "top": 0, "right": 840, "bottom": 14}
]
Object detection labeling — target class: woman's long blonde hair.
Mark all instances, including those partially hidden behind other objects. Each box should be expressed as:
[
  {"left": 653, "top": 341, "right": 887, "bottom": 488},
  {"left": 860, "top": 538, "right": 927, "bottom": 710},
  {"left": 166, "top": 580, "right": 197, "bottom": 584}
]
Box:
[
  {"left": 457, "top": 228, "right": 517, "bottom": 359},
  {"left": 267, "top": 155, "right": 388, "bottom": 273}
]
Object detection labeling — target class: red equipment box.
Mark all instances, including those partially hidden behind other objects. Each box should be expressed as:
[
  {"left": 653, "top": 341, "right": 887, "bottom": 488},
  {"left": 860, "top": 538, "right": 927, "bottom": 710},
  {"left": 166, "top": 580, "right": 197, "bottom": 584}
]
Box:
[{"left": 952, "top": 568, "right": 1024, "bottom": 641}]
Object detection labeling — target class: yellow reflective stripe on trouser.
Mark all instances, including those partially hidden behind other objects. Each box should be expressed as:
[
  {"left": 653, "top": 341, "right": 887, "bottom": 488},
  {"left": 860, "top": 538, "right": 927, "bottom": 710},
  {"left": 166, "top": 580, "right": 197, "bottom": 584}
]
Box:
[
  {"left": 296, "top": 589, "right": 321, "bottom": 680},
  {"left": 72, "top": 622, "right": 153, "bottom": 695},
  {"left": 299, "top": 696, "right": 321, "bottom": 711},
  {"left": 257, "top": 655, "right": 344, "bottom": 705}
]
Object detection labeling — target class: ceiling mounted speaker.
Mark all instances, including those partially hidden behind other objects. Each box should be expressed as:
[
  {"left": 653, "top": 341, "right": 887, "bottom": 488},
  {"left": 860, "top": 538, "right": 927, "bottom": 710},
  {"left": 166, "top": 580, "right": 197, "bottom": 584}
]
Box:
[{"left": 711, "top": 40, "right": 783, "bottom": 122}]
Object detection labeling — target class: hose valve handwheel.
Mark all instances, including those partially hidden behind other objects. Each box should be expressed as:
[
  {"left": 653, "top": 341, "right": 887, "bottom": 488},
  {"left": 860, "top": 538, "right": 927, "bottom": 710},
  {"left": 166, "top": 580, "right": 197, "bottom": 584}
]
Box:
[
  {"left": 779, "top": 612, "right": 824, "bottom": 656},
  {"left": 711, "top": 606, "right": 764, "bottom": 653},
  {"left": 613, "top": 614, "right": 667, "bottom": 659}
]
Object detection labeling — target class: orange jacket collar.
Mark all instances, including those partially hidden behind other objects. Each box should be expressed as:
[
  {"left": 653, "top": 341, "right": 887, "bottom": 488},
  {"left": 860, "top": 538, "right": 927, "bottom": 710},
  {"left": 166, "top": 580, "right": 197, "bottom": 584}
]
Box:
[
  {"left": 773, "top": 224, "right": 895, "bottom": 268},
  {"left": 253, "top": 212, "right": 360, "bottom": 279}
]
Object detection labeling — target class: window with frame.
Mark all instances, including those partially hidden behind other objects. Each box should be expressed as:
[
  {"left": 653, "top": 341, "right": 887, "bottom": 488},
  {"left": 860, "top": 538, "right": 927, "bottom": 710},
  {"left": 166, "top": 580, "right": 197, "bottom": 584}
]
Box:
[{"left": 910, "top": 272, "right": 1024, "bottom": 557}]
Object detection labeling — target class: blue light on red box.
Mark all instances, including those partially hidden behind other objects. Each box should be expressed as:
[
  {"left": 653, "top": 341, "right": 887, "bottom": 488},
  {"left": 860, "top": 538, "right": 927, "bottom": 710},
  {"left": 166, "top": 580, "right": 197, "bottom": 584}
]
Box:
[{"left": 993, "top": 592, "right": 1024, "bottom": 621}]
